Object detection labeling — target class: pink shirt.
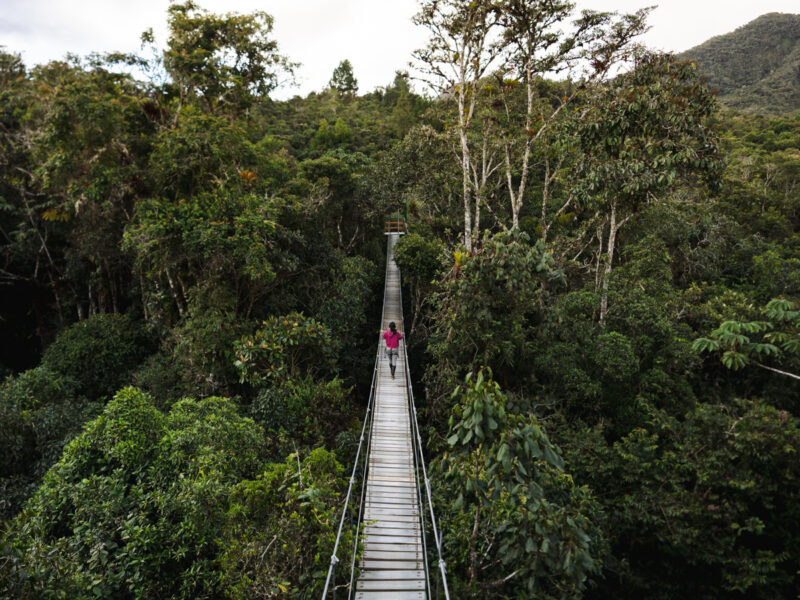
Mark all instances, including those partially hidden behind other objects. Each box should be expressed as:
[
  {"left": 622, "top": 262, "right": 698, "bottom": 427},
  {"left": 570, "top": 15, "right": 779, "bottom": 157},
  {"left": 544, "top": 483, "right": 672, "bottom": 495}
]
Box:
[{"left": 383, "top": 329, "right": 403, "bottom": 348}]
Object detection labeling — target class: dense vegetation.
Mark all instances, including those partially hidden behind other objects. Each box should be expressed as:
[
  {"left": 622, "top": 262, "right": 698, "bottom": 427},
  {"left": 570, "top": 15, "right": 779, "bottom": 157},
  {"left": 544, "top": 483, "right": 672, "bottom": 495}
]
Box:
[
  {"left": 680, "top": 12, "right": 800, "bottom": 115},
  {"left": 1, "top": 1, "right": 799, "bottom": 599}
]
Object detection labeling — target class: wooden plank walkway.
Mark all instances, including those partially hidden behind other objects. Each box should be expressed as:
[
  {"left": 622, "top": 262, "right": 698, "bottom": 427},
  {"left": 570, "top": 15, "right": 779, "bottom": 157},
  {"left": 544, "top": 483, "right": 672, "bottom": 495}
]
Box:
[{"left": 355, "top": 232, "right": 426, "bottom": 599}]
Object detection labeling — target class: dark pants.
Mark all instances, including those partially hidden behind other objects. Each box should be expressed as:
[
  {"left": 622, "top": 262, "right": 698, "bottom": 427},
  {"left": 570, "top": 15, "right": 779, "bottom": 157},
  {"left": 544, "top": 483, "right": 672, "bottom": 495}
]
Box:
[{"left": 386, "top": 347, "right": 398, "bottom": 369}]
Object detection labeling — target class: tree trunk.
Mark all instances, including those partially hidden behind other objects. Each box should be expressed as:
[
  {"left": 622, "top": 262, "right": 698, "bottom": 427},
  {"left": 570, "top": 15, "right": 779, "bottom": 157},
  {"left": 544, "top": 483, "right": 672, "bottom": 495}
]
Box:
[
  {"left": 410, "top": 288, "right": 422, "bottom": 335},
  {"left": 540, "top": 157, "right": 550, "bottom": 241},
  {"left": 469, "top": 504, "right": 480, "bottom": 586},
  {"left": 49, "top": 271, "right": 64, "bottom": 326},
  {"left": 140, "top": 273, "right": 149, "bottom": 323},
  {"left": 460, "top": 129, "right": 473, "bottom": 253},
  {"left": 594, "top": 220, "right": 605, "bottom": 291},
  {"left": 515, "top": 67, "right": 535, "bottom": 229},
  {"left": 473, "top": 187, "right": 481, "bottom": 243},
  {"left": 599, "top": 200, "right": 618, "bottom": 326},
  {"left": 88, "top": 284, "right": 96, "bottom": 316},
  {"left": 165, "top": 266, "right": 186, "bottom": 316}
]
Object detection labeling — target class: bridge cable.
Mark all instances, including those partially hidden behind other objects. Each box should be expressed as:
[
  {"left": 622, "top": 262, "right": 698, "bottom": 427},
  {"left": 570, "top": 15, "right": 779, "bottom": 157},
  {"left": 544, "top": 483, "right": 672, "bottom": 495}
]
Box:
[
  {"left": 397, "top": 245, "right": 451, "bottom": 600},
  {"left": 321, "top": 235, "right": 393, "bottom": 599}
]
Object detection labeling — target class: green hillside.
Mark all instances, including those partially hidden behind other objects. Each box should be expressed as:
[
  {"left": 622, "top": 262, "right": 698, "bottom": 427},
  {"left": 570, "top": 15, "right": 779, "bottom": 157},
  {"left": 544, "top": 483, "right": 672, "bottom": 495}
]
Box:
[{"left": 680, "top": 12, "right": 800, "bottom": 115}]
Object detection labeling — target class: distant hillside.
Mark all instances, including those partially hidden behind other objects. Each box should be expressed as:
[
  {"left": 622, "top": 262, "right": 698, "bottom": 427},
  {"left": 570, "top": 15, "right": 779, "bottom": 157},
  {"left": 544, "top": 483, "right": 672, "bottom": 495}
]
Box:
[{"left": 679, "top": 13, "right": 800, "bottom": 115}]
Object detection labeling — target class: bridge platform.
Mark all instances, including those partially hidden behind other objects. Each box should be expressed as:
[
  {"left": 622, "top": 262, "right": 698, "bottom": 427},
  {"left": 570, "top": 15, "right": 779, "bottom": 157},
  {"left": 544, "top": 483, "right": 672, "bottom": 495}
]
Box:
[{"left": 355, "top": 233, "right": 426, "bottom": 599}]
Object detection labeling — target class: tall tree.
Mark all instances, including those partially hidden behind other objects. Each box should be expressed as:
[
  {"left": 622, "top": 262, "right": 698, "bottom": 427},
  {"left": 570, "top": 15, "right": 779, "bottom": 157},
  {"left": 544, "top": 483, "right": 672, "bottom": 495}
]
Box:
[
  {"left": 413, "top": 0, "right": 505, "bottom": 252},
  {"left": 495, "top": 1, "right": 650, "bottom": 231},
  {"left": 164, "top": 1, "right": 295, "bottom": 117},
  {"left": 328, "top": 59, "right": 358, "bottom": 96},
  {"left": 0, "top": 55, "right": 153, "bottom": 329},
  {"left": 573, "top": 52, "right": 721, "bottom": 325}
]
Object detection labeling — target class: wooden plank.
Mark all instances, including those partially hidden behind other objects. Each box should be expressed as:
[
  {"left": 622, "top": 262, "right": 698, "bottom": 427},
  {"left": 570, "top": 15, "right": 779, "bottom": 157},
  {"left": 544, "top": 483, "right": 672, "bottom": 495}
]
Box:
[
  {"left": 363, "top": 549, "right": 423, "bottom": 561},
  {"left": 362, "top": 535, "right": 421, "bottom": 545},
  {"left": 363, "top": 543, "right": 423, "bottom": 554},
  {"left": 355, "top": 591, "right": 425, "bottom": 600},
  {"left": 357, "top": 579, "right": 425, "bottom": 591},
  {"left": 364, "top": 527, "right": 421, "bottom": 537},
  {"left": 364, "top": 504, "right": 418, "bottom": 514},
  {"left": 360, "top": 559, "right": 424, "bottom": 570},
  {"left": 363, "top": 513, "right": 419, "bottom": 523},
  {"left": 365, "top": 501, "right": 418, "bottom": 510},
  {"left": 365, "top": 495, "right": 417, "bottom": 504},
  {"left": 358, "top": 569, "right": 426, "bottom": 580},
  {"left": 363, "top": 502, "right": 417, "bottom": 511}
]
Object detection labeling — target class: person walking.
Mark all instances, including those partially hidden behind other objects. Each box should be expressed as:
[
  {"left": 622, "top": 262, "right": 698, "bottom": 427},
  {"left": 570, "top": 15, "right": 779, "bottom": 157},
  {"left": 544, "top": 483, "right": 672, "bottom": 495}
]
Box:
[{"left": 382, "top": 321, "right": 403, "bottom": 379}]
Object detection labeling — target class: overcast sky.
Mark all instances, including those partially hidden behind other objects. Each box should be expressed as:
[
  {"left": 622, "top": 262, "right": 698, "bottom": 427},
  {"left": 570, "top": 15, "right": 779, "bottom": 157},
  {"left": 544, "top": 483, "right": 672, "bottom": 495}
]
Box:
[{"left": 1, "top": 1, "right": 798, "bottom": 99}]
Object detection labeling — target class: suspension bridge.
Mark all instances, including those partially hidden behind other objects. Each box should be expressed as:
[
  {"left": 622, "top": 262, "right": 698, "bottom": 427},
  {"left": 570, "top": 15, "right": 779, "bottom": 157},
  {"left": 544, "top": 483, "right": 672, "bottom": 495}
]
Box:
[{"left": 321, "top": 225, "right": 450, "bottom": 599}]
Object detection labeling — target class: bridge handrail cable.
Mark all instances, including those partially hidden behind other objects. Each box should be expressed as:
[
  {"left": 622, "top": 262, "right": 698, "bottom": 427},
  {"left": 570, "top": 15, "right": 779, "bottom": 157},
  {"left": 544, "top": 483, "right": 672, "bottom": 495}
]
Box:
[
  {"left": 319, "top": 237, "right": 391, "bottom": 599},
  {"left": 397, "top": 241, "right": 451, "bottom": 600},
  {"left": 321, "top": 232, "right": 450, "bottom": 599}
]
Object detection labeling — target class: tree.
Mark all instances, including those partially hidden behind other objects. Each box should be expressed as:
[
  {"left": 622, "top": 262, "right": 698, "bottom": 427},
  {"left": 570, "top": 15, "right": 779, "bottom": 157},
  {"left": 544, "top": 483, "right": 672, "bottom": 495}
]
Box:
[
  {"left": 388, "top": 72, "right": 419, "bottom": 137},
  {"left": 413, "top": 2, "right": 651, "bottom": 246},
  {"left": 309, "top": 118, "right": 353, "bottom": 153},
  {"left": 437, "top": 369, "right": 602, "bottom": 598},
  {"left": 123, "top": 107, "right": 292, "bottom": 329},
  {"left": 495, "top": 2, "right": 650, "bottom": 231},
  {"left": 0, "top": 367, "right": 96, "bottom": 521},
  {"left": 234, "top": 312, "right": 337, "bottom": 384},
  {"left": 393, "top": 232, "right": 445, "bottom": 334},
  {"left": 1, "top": 388, "right": 351, "bottom": 599},
  {"left": 39, "top": 313, "right": 149, "bottom": 398},
  {"left": 220, "top": 448, "right": 354, "bottom": 599},
  {"left": 572, "top": 52, "right": 721, "bottom": 325},
  {"left": 563, "top": 399, "right": 800, "bottom": 599},
  {"left": 1, "top": 57, "right": 153, "bottom": 327},
  {"left": 427, "top": 230, "right": 562, "bottom": 400},
  {"left": 328, "top": 59, "right": 358, "bottom": 96},
  {"left": 1, "top": 389, "right": 259, "bottom": 598},
  {"left": 164, "top": 1, "right": 295, "bottom": 116},
  {"left": 413, "top": 0, "right": 505, "bottom": 252}
]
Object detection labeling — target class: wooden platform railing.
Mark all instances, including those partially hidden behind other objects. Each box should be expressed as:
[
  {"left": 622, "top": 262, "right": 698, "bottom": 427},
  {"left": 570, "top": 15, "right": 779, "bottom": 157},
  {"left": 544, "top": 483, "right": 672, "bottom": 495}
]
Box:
[{"left": 385, "top": 220, "right": 406, "bottom": 234}]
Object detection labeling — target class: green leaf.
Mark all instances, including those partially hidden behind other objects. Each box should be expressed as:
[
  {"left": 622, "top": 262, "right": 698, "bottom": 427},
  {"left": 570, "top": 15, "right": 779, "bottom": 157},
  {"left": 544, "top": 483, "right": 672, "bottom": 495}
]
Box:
[
  {"left": 525, "top": 537, "right": 536, "bottom": 553},
  {"left": 722, "top": 350, "right": 748, "bottom": 370}
]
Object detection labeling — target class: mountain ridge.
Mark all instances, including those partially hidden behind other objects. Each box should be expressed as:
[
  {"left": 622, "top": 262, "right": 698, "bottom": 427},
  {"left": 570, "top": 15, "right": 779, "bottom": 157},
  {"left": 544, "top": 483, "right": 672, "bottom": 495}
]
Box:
[{"left": 679, "top": 12, "right": 800, "bottom": 115}]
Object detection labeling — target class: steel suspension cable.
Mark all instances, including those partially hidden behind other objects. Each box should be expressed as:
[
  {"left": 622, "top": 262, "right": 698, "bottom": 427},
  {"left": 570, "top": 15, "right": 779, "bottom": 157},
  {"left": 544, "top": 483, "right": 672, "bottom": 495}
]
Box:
[
  {"left": 321, "top": 234, "right": 393, "bottom": 599},
  {"left": 406, "top": 349, "right": 432, "bottom": 594},
  {"left": 319, "top": 351, "right": 377, "bottom": 599},
  {"left": 402, "top": 344, "right": 451, "bottom": 600},
  {"left": 396, "top": 253, "right": 451, "bottom": 600}
]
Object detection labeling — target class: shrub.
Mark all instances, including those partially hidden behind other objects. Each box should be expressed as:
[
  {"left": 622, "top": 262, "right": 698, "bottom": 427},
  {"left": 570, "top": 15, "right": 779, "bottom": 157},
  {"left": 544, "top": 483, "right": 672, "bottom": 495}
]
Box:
[
  {"left": 234, "top": 312, "right": 337, "bottom": 384},
  {"left": 1, "top": 388, "right": 263, "bottom": 599},
  {"left": 0, "top": 367, "right": 98, "bottom": 521},
  {"left": 250, "top": 376, "right": 353, "bottom": 454},
  {"left": 41, "top": 313, "right": 149, "bottom": 399}
]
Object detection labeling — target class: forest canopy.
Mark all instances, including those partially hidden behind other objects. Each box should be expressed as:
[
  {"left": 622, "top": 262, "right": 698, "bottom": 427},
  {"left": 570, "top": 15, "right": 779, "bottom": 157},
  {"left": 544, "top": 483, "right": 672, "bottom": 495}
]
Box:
[{"left": 1, "top": 2, "right": 800, "bottom": 599}]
